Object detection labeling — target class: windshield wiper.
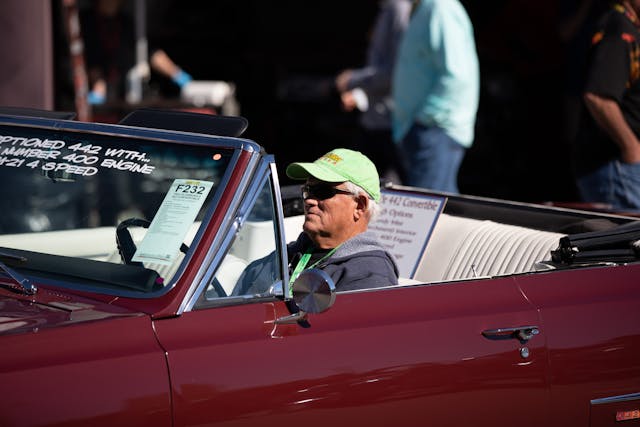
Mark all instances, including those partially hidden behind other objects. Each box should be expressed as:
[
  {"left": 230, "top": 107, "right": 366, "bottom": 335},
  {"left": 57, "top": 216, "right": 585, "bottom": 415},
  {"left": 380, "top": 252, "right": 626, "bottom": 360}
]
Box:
[{"left": 0, "top": 252, "right": 37, "bottom": 295}]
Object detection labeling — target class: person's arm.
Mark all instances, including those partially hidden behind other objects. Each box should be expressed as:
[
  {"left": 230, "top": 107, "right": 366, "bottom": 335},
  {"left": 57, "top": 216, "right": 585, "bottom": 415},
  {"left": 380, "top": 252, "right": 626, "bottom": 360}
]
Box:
[
  {"left": 584, "top": 91, "right": 640, "bottom": 163},
  {"left": 150, "top": 49, "right": 192, "bottom": 88},
  {"left": 328, "top": 255, "right": 398, "bottom": 291}
]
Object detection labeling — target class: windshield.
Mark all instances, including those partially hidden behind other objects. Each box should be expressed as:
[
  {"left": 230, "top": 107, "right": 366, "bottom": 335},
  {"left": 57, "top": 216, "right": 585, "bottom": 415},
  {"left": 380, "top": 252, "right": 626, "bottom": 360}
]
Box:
[{"left": 0, "top": 123, "right": 234, "bottom": 295}]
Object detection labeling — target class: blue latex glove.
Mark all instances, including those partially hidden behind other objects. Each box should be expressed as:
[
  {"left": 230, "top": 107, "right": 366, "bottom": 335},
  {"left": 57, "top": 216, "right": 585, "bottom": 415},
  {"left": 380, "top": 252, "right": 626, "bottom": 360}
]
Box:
[
  {"left": 172, "top": 69, "right": 193, "bottom": 88},
  {"left": 87, "top": 90, "right": 106, "bottom": 105}
]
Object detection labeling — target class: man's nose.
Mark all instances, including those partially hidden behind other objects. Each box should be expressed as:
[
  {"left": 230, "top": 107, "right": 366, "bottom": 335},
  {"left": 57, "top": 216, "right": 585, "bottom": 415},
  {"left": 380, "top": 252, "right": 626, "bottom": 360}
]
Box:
[{"left": 304, "top": 197, "right": 318, "bottom": 208}]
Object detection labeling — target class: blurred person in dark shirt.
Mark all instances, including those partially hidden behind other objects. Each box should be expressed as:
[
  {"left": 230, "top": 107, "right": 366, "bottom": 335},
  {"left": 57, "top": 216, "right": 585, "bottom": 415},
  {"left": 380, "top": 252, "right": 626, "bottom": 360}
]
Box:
[
  {"left": 335, "top": 0, "right": 412, "bottom": 183},
  {"left": 574, "top": 0, "right": 640, "bottom": 210}
]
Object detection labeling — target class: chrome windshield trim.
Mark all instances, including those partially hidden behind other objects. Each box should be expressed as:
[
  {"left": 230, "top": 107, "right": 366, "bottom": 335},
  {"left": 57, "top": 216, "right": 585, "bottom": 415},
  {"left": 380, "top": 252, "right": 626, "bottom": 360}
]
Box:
[
  {"left": 591, "top": 392, "right": 640, "bottom": 405},
  {"left": 269, "top": 161, "right": 292, "bottom": 298}
]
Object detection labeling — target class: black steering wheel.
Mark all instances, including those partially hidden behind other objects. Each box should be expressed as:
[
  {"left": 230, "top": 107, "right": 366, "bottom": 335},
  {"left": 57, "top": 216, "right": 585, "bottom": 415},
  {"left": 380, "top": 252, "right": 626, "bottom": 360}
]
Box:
[{"left": 116, "top": 218, "right": 189, "bottom": 266}]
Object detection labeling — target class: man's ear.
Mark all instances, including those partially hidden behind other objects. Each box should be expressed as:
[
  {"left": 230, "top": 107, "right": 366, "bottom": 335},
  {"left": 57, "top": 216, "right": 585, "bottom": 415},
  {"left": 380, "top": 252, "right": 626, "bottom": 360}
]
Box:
[{"left": 354, "top": 194, "right": 369, "bottom": 220}]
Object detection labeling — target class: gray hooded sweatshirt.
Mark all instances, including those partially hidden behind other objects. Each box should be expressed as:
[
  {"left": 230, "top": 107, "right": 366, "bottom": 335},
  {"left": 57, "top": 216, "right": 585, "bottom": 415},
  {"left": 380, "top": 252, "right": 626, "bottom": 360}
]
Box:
[
  {"left": 287, "top": 231, "right": 399, "bottom": 292},
  {"left": 232, "top": 231, "right": 399, "bottom": 296}
]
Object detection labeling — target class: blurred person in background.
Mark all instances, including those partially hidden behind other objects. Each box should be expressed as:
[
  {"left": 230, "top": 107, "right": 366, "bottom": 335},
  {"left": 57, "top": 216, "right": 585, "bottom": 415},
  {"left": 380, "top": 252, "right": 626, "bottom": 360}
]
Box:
[
  {"left": 573, "top": 0, "right": 640, "bottom": 210},
  {"left": 81, "top": 0, "right": 193, "bottom": 105},
  {"left": 335, "top": 0, "right": 412, "bottom": 183},
  {"left": 391, "top": 0, "right": 479, "bottom": 193},
  {"left": 558, "top": 0, "right": 608, "bottom": 146}
]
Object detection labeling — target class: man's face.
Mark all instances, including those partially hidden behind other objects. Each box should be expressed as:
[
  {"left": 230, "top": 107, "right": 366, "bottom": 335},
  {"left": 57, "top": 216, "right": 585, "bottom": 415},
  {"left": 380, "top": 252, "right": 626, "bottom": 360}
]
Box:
[{"left": 302, "top": 179, "right": 360, "bottom": 248}]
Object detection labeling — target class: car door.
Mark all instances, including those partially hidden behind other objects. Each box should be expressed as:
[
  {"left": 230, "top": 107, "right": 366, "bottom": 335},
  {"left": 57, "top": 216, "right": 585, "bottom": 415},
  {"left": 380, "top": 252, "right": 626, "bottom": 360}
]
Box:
[
  {"left": 516, "top": 264, "right": 640, "bottom": 427},
  {"left": 152, "top": 165, "right": 551, "bottom": 427},
  {"left": 155, "top": 277, "right": 550, "bottom": 427}
]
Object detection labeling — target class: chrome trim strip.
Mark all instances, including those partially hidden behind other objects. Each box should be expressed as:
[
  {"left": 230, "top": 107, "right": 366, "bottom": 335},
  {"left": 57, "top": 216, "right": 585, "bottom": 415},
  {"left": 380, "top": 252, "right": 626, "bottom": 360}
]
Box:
[
  {"left": 269, "top": 160, "right": 292, "bottom": 299},
  {"left": 591, "top": 392, "right": 640, "bottom": 405}
]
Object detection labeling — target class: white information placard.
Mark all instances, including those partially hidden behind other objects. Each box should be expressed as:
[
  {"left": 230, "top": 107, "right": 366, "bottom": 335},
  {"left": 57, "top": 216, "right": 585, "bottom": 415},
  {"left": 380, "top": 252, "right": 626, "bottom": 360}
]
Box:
[
  {"left": 368, "top": 190, "right": 446, "bottom": 278},
  {"left": 132, "top": 179, "right": 213, "bottom": 265}
]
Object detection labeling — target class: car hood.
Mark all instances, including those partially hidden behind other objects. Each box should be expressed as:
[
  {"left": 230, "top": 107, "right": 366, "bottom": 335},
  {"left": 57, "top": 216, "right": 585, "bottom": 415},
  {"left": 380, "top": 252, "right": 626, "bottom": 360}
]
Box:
[{"left": 0, "top": 284, "right": 143, "bottom": 336}]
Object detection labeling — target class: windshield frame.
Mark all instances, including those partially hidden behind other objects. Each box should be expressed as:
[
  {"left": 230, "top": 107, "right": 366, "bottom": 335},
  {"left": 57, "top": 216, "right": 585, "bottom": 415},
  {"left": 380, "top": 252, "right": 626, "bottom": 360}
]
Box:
[{"left": 0, "top": 113, "right": 261, "bottom": 299}]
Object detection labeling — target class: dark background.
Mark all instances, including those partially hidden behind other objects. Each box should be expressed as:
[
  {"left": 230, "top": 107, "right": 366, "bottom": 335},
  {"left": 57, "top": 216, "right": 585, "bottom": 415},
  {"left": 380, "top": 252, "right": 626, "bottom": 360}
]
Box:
[{"left": 54, "top": 0, "right": 595, "bottom": 204}]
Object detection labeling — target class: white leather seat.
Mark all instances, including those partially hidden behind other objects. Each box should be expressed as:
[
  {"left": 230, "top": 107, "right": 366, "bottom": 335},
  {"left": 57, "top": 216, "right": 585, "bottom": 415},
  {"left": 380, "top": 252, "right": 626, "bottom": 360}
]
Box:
[{"left": 414, "top": 214, "right": 563, "bottom": 283}]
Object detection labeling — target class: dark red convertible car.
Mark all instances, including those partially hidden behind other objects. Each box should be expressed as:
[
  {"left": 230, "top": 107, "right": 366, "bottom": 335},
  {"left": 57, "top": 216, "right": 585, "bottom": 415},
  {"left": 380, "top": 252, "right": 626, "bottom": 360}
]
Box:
[{"left": 0, "top": 108, "right": 638, "bottom": 427}]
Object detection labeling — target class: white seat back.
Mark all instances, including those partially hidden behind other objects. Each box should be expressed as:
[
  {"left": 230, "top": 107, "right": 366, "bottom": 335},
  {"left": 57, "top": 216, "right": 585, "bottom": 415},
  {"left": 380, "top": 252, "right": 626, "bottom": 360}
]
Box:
[{"left": 414, "top": 214, "right": 562, "bottom": 282}]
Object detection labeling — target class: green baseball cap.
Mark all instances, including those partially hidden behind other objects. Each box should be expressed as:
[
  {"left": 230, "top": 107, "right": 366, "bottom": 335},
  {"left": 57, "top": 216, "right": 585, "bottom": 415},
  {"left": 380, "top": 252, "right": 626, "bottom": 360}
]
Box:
[{"left": 286, "top": 148, "right": 381, "bottom": 202}]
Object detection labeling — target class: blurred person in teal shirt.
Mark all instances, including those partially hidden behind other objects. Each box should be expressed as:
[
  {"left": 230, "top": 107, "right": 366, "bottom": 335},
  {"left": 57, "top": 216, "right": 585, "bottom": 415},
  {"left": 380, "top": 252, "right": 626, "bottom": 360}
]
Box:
[{"left": 392, "top": 0, "right": 479, "bottom": 193}]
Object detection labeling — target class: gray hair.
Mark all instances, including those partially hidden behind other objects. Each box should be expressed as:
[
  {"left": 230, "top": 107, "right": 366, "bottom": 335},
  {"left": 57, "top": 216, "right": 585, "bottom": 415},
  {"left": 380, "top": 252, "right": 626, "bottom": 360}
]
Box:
[{"left": 344, "top": 181, "right": 381, "bottom": 221}]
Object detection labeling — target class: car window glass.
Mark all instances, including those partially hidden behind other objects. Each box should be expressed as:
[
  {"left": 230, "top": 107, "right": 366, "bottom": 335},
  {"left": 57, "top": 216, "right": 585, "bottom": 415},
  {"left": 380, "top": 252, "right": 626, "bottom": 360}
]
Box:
[
  {"left": 200, "top": 175, "right": 282, "bottom": 303},
  {"left": 0, "top": 124, "right": 234, "bottom": 294}
]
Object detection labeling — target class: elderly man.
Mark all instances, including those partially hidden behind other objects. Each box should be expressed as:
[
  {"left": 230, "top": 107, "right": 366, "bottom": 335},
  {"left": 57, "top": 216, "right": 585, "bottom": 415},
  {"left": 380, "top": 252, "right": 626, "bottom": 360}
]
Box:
[
  {"left": 285, "top": 148, "right": 399, "bottom": 291},
  {"left": 233, "top": 148, "right": 398, "bottom": 295}
]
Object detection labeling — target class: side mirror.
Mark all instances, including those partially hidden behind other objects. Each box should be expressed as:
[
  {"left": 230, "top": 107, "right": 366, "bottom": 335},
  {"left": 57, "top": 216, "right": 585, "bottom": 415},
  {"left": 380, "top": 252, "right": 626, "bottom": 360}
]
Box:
[
  {"left": 292, "top": 268, "right": 336, "bottom": 314},
  {"left": 275, "top": 269, "right": 336, "bottom": 325}
]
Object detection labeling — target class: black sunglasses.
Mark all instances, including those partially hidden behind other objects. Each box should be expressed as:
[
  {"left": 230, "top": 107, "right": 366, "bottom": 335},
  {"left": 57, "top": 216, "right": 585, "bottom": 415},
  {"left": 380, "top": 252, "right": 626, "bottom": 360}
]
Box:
[{"left": 302, "top": 183, "right": 354, "bottom": 200}]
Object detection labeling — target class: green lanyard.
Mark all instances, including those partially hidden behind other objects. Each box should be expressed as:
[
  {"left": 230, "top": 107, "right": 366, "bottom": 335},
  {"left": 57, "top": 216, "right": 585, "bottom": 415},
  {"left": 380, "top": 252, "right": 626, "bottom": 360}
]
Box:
[{"left": 289, "top": 245, "right": 338, "bottom": 288}]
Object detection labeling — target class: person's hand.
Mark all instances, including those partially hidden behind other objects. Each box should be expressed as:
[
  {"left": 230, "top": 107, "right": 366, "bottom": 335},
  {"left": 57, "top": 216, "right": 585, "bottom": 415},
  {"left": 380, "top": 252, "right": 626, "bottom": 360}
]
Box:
[
  {"left": 340, "top": 91, "right": 357, "bottom": 112},
  {"left": 87, "top": 91, "right": 106, "bottom": 105},
  {"left": 335, "top": 70, "right": 352, "bottom": 93},
  {"left": 87, "top": 80, "right": 107, "bottom": 105}
]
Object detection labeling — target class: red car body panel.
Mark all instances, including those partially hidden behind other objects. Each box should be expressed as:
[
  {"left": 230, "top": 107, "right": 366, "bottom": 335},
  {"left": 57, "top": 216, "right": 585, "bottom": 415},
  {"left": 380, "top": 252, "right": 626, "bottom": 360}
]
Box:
[
  {"left": 0, "top": 288, "right": 171, "bottom": 427},
  {"left": 0, "top": 284, "right": 140, "bottom": 334},
  {"left": 155, "top": 276, "right": 550, "bottom": 427},
  {"left": 517, "top": 264, "right": 640, "bottom": 426}
]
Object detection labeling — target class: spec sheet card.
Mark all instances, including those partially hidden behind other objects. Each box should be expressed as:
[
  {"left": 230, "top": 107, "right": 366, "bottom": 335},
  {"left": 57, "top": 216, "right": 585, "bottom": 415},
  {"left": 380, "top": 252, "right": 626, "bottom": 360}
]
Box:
[
  {"left": 132, "top": 179, "right": 213, "bottom": 265},
  {"left": 368, "top": 190, "right": 446, "bottom": 278}
]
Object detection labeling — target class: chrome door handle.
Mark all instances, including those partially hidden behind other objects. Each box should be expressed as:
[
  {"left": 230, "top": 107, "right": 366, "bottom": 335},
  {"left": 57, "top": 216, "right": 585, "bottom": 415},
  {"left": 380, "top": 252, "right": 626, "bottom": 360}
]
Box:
[{"left": 482, "top": 326, "right": 540, "bottom": 343}]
